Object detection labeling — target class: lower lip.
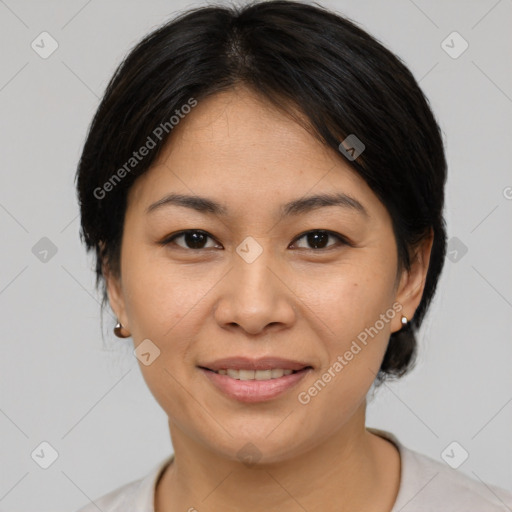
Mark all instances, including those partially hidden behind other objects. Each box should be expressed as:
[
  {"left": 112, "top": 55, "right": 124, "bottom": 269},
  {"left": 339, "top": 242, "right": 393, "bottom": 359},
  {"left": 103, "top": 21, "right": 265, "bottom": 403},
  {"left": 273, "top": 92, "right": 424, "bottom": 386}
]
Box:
[{"left": 200, "top": 368, "right": 311, "bottom": 403}]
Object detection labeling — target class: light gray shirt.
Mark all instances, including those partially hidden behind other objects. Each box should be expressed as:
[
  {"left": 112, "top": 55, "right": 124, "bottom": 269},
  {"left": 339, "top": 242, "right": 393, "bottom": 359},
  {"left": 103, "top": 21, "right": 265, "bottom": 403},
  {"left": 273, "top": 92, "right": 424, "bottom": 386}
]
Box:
[{"left": 75, "top": 428, "right": 512, "bottom": 511}]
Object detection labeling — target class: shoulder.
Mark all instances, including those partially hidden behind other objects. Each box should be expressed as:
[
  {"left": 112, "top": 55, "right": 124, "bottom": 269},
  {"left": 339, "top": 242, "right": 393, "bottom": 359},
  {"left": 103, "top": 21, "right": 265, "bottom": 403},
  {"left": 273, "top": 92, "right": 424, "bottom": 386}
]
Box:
[
  {"left": 74, "top": 479, "right": 140, "bottom": 512},
  {"left": 74, "top": 455, "right": 173, "bottom": 512},
  {"left": 369, "top": 428, "right": 512, "bottom": 512},
  {"left": 397, "top": 448, "right": 512, "bottom": 511}
]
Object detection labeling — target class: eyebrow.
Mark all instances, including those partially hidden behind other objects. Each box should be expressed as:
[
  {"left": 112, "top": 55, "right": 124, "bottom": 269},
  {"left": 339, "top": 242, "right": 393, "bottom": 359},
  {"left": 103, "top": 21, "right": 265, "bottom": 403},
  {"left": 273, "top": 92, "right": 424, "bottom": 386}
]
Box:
[{"left": 146, "top": 192, "right": 369, "bottom": 219}]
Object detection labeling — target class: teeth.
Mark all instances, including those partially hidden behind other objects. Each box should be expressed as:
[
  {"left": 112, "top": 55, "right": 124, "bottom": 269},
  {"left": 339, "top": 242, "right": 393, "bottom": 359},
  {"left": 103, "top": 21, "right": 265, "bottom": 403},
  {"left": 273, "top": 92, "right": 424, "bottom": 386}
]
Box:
[
  {"left": 239, "top": 369, "right": 255, "bottom": 380},
  {"left": 227, "top": 369, "right": 239, "bottom": 379},
  {"left": 215, "top": 368, "right": 299, "bottom": 380},
  {"left": 255, "top": 369, "right": 272, "bottom": 380}
]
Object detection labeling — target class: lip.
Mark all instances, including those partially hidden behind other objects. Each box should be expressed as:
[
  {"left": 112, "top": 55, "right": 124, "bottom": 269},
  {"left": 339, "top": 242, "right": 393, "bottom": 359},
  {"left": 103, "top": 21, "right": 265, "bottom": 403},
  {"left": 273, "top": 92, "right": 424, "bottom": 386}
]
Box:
[
  {"left": 200, "top": 367, "right": 311, "bottom": 403},
  {"left": 199, "top": 357, "right": 311, "bottom": 372},
  {"left": 198, "top": 357, "right": 313, "bottom": 403}
]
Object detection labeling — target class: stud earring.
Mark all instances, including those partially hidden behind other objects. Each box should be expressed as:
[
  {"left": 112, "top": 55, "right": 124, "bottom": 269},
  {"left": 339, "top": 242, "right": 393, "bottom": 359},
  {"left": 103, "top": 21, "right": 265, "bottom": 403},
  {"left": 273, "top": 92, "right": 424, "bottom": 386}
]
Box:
[
  {"left": 114, "top": 321, "right": 130, "bottom": 338},
  {"left": 400, "top": 315, "right": 408, "bottom": 328}
]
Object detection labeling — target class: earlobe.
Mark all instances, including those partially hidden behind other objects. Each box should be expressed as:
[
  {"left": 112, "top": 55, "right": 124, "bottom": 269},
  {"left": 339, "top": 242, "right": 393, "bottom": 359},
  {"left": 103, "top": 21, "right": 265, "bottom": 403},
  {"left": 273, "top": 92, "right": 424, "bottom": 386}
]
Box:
[
  {"left": 394, "top": 229, "right": 434, "bottom": 331},
  {"left": 390, "top": 303, "right": 409, "bottom": 334},
  {"left": 104, "top": 263, "right": 130, "bottom": 333}
]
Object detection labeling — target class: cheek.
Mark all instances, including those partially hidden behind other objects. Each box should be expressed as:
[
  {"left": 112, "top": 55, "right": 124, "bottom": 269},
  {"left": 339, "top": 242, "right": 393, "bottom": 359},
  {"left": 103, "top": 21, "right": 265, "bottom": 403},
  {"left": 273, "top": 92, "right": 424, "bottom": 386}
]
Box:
[
  {"left": 119, "top": 250, "right": 211, "bottom": 422},
  {"left": 294, "top": 274, "right": 393, "bottom": 428},
  {"left": 120, "top": 246, "right": 212, "bottom": 338},
  {"left": 295, "top": 257, "right": 396, "bottom": 403},
  {"left": 298, "top": 257, "right": 395, "bottom": 339}
]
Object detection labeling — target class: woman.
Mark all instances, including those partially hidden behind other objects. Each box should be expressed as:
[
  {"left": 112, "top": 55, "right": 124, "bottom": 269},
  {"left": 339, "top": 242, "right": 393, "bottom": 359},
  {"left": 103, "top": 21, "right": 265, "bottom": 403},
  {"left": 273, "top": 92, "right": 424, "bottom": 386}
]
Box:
[{"left": 75, "top": 1, "right": 512, "bottom": 510}]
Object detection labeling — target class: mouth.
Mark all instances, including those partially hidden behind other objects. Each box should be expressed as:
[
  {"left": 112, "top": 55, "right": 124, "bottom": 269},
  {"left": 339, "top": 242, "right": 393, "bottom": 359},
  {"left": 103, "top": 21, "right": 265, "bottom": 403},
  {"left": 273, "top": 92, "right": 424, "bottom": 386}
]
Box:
[
  {"left": 200, "top": 367, "right": 309, "bottom": 380},
  {"left": 198, "top": 357, "right": 313, "bottom": 402}
]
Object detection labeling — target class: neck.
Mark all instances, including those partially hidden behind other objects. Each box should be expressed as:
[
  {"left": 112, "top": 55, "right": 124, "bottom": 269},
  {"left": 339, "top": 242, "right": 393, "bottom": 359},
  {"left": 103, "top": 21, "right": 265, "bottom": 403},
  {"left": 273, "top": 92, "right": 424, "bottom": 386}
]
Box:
[{"left": 155, "top": 404, "right": 400, "bottom": 512}]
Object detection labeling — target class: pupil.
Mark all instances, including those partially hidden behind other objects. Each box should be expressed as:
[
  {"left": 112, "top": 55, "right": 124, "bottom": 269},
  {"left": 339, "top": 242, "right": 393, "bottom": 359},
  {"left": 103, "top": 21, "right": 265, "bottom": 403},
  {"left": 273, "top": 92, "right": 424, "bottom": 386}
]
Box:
[
  {"left": 186, "top": 232, "right": 206, "bottom": 249},
  {"left": 308, "top": 231, "right": 328, "bottom": 249}
]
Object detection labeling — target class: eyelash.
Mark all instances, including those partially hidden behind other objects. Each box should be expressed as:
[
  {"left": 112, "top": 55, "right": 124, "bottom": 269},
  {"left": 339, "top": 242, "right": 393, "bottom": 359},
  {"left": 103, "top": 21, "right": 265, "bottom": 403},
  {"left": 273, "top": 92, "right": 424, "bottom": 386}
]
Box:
[{"left": 160, "top": 229, "right": 350, "bottom": 251}]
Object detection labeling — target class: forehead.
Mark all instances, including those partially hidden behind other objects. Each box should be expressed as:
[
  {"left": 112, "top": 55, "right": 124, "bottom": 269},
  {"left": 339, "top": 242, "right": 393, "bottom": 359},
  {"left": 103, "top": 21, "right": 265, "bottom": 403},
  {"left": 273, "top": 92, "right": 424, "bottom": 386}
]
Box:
[
  {"left": 163, "top": 87, "right": 335, "bottom": 171},
  {"left": 126, "top": 87, "right": 388, "bottom": 224}
]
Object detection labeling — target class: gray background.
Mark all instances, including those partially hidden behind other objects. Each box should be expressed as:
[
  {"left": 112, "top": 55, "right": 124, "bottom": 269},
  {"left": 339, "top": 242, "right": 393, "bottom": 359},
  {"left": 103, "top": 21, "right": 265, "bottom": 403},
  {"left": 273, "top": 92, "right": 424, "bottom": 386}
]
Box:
[{"left": 0, "top": 0, "right": 511, "bottom": 510}]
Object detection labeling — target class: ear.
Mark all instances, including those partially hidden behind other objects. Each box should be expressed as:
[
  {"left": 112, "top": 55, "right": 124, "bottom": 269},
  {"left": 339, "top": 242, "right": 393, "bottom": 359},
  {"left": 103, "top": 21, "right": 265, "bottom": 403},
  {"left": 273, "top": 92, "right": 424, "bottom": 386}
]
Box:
[
  {"left": 103, "top": 262, "right": 130, "bottom": 332},
  {"left": 392, "top": 229, "right": 434, "bottom": 333}
]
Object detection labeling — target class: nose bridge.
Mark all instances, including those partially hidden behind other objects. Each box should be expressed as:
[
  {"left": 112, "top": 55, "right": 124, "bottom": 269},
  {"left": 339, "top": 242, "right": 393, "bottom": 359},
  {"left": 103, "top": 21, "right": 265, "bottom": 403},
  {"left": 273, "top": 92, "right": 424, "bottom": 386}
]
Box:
[
  {"left": 213, "top": 236, "right": 296, "bottom": 334},
  {"left": 233, "top": 237, "right": 278, "bottom": 307}
]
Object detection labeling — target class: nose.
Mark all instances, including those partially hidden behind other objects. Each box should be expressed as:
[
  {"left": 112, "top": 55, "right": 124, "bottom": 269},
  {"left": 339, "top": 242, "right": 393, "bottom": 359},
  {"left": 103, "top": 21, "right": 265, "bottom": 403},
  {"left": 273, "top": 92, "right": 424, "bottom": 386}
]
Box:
[{"left": 213, "top": 245, "right": 297, "bottom": 336}]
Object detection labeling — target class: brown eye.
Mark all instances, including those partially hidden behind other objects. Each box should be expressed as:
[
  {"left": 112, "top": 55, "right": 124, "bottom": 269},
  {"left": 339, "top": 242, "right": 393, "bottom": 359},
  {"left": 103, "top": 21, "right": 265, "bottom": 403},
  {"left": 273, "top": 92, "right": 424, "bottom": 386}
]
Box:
[
  {"left": 291, "top": 230, "right": 347, "bottom": 250},
  {"left": 163, "top": 230, "right": 220, "bottom": 250}
]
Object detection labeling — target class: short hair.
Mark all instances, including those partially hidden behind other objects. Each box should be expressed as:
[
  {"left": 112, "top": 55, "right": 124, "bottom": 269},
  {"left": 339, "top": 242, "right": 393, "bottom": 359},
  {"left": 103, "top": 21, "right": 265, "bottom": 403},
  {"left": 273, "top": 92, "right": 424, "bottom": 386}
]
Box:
[{"left": 76, "top": 0, "right": 447, "bottom": 384}]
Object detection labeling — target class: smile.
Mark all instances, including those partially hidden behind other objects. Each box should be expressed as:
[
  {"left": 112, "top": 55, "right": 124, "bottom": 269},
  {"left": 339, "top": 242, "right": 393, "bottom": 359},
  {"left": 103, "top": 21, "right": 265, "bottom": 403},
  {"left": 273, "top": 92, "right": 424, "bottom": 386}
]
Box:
[
  {"left": 198, "top": 357, "right": 313, "bottom": 403},
  {"left": 213, "top": 368, "right": 296, "bottom": 380}
]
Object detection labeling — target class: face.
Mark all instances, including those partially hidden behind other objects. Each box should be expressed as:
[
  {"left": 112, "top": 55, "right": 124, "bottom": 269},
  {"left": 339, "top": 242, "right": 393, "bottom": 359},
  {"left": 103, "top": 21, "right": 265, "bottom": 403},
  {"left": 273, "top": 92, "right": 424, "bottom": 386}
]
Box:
[{"left": 107, "top": 87, "right": 431, "bottom": 463}]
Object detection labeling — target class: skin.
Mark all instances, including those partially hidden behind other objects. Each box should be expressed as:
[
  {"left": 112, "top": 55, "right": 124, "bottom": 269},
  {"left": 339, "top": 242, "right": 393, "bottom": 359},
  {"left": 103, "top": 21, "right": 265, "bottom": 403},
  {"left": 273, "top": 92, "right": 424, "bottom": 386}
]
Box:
[{"left": 106, "top": 86, "right": 433, "bottom": 512}]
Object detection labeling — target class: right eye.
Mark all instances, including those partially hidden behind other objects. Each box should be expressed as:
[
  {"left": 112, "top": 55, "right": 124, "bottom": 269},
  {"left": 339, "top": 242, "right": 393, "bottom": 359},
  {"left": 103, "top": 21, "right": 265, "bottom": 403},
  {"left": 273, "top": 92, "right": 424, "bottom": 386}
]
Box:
[{"left": 160, "top": 230, "right": 222, "bottom": 250}]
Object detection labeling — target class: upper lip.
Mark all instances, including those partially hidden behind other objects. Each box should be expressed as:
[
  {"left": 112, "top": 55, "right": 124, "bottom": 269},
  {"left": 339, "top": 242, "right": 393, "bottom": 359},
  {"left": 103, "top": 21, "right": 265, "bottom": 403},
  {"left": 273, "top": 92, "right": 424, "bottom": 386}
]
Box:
[{"left": 199, "top": 357, "right": 312, "bottom": 372}]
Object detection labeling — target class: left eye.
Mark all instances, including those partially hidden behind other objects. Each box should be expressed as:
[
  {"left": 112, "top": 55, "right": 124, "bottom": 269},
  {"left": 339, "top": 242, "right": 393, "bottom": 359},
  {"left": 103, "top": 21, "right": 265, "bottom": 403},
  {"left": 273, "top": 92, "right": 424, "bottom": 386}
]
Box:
[
  {"left": 290, "top": 230, "right": 347, "bottom": 250},
  {"left": 163, "top": 230, "right": 220, "bottom": 250}
]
